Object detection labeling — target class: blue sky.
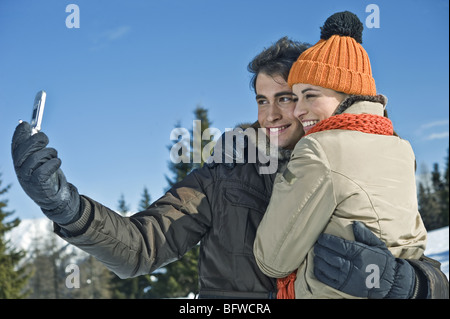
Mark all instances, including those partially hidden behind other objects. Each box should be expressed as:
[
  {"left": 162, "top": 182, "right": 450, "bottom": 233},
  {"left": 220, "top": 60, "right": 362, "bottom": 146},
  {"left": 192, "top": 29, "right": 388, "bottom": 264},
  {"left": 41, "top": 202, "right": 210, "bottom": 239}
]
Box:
[{"left": 0, "top": 0, "right": 448, "bottom": 220}]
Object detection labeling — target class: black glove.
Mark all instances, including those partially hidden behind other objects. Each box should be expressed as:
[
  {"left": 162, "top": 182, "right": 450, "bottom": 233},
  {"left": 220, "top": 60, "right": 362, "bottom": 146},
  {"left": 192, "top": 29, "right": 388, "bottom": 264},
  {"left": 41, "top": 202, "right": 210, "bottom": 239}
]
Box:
[
  {"left": 313, "top": 221, "right": 416, "bottom": 299},
  {"left": 11, "top": 121, "right": 81, "bottom": 225}
]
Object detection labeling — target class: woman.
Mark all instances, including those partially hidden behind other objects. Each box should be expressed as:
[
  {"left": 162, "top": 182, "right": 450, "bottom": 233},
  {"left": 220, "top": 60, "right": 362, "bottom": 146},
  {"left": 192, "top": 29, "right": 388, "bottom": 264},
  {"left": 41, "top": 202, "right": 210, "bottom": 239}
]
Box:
[{"left": 253, "top": 11, "right": 427, "bottom": 299}]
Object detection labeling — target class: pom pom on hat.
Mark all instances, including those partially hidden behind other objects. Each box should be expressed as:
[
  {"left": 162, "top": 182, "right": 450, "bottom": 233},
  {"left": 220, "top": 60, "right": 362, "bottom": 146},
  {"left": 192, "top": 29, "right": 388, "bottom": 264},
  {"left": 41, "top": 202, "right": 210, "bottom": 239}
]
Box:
[
  {"left": 288, "top": 11, "right": 376, "bottom": 96},
  {"left": 320, "top": 11, "right": 363, "bottom": 44}
]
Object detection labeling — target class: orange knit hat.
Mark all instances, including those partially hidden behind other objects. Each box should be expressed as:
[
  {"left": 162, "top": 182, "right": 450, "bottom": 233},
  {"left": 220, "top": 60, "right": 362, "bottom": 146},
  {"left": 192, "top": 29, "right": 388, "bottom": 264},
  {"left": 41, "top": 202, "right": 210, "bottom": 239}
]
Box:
[{"left": 288, "top": 11, "right": 376, "bottom": 96}]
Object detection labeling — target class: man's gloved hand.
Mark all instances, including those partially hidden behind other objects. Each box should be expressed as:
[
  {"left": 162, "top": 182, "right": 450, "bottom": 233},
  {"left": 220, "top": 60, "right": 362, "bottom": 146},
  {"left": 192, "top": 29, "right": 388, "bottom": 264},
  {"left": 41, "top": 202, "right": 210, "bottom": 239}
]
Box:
[
  {"left": 313, "top": 221, "right": 416, "bottom": 299},
  {"left": 11, "top": 121, "right": 81, "bottom": 225}
]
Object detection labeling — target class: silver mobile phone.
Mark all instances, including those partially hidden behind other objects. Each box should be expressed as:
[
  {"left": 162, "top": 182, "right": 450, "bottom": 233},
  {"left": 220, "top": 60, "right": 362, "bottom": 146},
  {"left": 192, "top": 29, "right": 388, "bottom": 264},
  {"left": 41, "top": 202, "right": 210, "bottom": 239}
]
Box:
[{"left": 30, "top": 90, "right": 46, "bottom": 135}]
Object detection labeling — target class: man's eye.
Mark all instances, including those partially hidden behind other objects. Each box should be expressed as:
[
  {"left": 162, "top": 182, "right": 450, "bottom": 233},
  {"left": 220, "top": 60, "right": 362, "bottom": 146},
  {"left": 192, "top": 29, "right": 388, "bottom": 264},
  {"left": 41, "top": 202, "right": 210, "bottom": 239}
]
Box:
[
  {"left": 278, "top": 96, "right": 298, "bottom": 106},
  {"left": 279, "top": 96, "right": 295, "bottom": 104},
  {"left": 305, "top": 94, "right": 317, "bottom": 99},
  {"left": 257, "top": 99, "right": 268, "bottom": 106}
]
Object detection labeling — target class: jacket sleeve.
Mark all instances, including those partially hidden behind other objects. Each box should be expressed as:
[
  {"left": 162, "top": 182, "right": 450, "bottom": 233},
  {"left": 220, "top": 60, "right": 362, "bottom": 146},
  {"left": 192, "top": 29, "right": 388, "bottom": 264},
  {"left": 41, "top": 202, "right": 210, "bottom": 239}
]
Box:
[
  {"left": 54, "top": 166, "right": 214, "bottom": 279},
  {"left": 409, "top": 256, "right": 449, "bottom": 299},
  {"left": 254, "top": 137, "right": 336, "bottom": 278}
]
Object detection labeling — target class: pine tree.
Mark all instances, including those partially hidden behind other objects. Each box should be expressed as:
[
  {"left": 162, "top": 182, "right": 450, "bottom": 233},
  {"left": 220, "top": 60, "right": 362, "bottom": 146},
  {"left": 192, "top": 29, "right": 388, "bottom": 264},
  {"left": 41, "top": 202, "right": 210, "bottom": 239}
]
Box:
[
  {"left": 429, "top": 158, "right": 450, "bottom": 229},
  {"left": 117, "top": 193, "right": 130, "bottom": 216},
  {"left": 26, "top": 236, "right": 56, "bottom": 298},
  {"left": 25, "top": 222, "right": 80, "bottom": 299},
  {"left": 417, "top": 150, "right": 450, "bottom": 231},
  {"left": 150, "top": 105, "right": 213, "bottom": 298},
  {"left": 165, "top": 120, "right": 194, "bottom": 188},
  {"left": 418, "top": 182, "right": 441, "bottom": 231},
  {"left": 70, "top": 254, "right": 113, "bottom": 299},
  {"left": 139, "top": 186, "right": 152, "bottom": 210},
  {"left": 0, "top": 172, "right": 30, "bottom": 298},
  {"left": 165, "top": 106, "right": 214, "bottom": 189},
  {"left": 191, "top": 106, "right": 214, "bottom": 170},
  {"left": 441, "top": 149, "right": 449, "bottom": 226},
  {"left": 418, "top": 164, "right": 441, "bottom": 230}
]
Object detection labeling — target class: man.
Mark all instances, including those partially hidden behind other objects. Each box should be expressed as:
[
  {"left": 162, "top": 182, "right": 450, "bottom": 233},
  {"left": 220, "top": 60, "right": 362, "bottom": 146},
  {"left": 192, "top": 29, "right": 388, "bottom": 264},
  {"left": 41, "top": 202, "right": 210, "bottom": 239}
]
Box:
[{"left": 11, "top": 37, "right": 448, "bottom": 298}]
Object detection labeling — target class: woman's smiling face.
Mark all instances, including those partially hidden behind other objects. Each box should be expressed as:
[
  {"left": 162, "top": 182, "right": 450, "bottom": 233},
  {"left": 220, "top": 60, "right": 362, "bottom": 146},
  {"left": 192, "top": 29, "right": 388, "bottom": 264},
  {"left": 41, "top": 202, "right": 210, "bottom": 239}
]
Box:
[{"left": 292, "top": 83, "right": 348, "bottom": 134}]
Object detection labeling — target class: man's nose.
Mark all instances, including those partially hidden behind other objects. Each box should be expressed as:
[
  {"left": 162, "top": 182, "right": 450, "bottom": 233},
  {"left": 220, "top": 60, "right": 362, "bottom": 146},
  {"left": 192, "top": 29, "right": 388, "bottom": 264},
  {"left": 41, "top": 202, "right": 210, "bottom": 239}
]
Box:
[{"left": 266, "top": 104, "right": 281, "bottom": 122}]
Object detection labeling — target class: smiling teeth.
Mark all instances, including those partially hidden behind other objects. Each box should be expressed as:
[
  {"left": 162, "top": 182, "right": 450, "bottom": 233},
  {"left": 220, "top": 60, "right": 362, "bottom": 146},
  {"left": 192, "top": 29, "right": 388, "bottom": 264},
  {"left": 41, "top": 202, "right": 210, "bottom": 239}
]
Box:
[
  {"left": 302, "top": 120, "right": 319, "bottom": 127},
  {"left": 269, "top": 126, "right": 287, "bottom": 132}
]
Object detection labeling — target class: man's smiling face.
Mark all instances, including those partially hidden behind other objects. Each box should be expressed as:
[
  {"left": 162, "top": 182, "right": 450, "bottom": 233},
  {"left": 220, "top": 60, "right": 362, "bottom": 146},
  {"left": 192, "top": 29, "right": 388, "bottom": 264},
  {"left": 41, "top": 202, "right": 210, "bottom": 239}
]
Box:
[{"left": 256, "top": 73, "right": 304, "bottom": 150}]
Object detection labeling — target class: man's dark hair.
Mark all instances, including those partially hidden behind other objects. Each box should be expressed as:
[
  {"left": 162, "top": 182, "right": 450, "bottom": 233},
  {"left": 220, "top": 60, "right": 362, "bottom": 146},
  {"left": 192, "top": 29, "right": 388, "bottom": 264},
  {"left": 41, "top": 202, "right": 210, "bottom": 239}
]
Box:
[{"left": 247, "top": 36, "right": 310, "bottom": 93}]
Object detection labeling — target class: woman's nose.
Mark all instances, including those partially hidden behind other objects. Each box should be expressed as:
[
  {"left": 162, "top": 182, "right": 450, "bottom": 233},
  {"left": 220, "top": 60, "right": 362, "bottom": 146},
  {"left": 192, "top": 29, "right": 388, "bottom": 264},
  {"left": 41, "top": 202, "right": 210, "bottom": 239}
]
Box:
[{"left": 293, "top": 103, "right": 307, "bottom": 119}]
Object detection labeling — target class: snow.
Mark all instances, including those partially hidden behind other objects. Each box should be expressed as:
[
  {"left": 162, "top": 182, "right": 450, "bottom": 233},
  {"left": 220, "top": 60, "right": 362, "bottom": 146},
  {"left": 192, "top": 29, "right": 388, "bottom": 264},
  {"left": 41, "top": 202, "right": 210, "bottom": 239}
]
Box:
[
  {"left": 5, "top": 217, "right": 84, "bottom": 260},
  {"left": 6, "top": 217, "right": 52, "bottom": 254},
  {"left": 424, "top": 226, "right": 449, "bottom": 279},
  {"left": 5, "top": 218, "right": 449, "bottom": 280}
]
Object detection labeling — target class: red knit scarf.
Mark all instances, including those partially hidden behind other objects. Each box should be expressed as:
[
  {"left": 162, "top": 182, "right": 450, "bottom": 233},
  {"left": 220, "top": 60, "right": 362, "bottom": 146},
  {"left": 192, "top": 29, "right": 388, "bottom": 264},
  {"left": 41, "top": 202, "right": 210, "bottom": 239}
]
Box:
[
  {"left": 306, "top": 113, "right": 393, "bottom": 137},
  {"left": 276, "top": 113, "right": 393, "bottom": 299}
]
